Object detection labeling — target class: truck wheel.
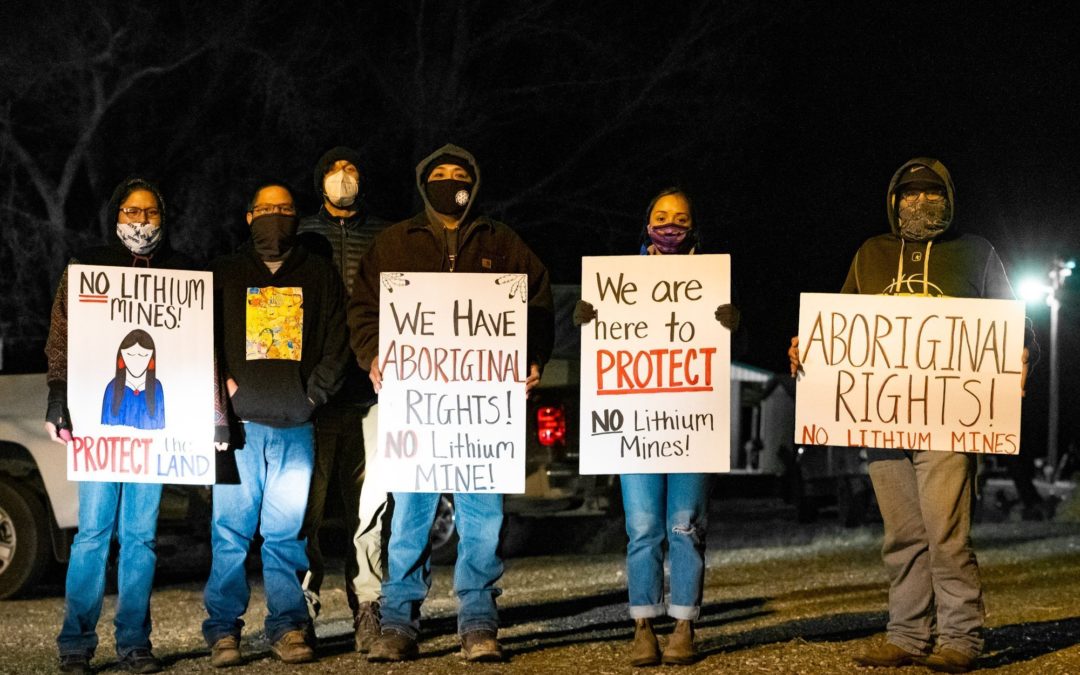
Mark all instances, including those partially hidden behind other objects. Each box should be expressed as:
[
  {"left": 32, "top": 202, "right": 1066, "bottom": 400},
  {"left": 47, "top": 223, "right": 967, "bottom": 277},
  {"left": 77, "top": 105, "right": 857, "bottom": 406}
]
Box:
[{"left": 0, "top": 477, "right": 51, "bottom": 599}]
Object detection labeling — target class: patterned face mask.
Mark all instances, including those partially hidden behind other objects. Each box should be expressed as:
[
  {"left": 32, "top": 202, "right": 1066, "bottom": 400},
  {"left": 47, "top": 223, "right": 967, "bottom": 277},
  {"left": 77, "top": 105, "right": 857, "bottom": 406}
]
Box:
[
  {"left": 898, "top": 198, "right": 949, "bottom": 242},
  {"left": 116, "top": 221, "right": 163, "bottom": 255},
  {"left": 647, "top": 224, "right": 691, "bottom": 254}
]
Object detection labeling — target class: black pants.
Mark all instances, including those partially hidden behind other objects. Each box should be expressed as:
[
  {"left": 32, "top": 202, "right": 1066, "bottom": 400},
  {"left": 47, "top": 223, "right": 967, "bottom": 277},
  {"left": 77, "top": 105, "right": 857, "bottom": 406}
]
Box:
[{"left": 301, "top": 401, "right": 368, "bottom": 613}]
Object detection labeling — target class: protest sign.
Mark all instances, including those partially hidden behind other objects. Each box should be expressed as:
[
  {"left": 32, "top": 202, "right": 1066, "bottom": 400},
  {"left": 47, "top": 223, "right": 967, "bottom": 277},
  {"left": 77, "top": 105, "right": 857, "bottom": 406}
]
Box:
[
  {"left": 67, "top": 264, "right": 216, "bottom": 483},
  {"left": 376, "top": 272, "right": 528, "bottom": 493},
  {"left": 579, "top": 255, "right": 731, "bottom": 474},
  {"left": 795, "top": 293, "right": 1026, "bottom": 453}
]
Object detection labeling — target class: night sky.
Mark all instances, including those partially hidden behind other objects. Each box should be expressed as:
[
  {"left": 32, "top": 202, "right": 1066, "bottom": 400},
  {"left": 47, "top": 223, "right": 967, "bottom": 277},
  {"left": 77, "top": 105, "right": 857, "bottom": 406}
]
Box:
[{"left": 2, "top": 2, "right": 1078, "bottom": 451}]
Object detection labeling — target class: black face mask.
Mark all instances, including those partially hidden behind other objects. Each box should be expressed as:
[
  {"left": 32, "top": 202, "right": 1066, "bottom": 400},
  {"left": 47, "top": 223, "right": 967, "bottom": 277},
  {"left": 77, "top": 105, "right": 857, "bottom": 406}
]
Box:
[
  {"left": 250, "top": 213, "right": 298, "bottom": 261},
  {"left": 426, "top": 179, "right": 472, "bottom": 216}
]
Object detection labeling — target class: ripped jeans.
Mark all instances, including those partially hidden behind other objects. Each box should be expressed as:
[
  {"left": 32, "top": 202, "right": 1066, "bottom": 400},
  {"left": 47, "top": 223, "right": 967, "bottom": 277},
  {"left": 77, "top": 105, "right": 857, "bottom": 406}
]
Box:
[{"left": 620, "top": 473, "right": 710, "bottom": 620}]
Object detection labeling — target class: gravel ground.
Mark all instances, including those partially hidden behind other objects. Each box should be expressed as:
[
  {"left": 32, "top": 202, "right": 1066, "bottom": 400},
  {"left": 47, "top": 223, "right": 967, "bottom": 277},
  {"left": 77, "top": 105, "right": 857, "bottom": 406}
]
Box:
[{"left": 2, "top": 501, "right": 1079, "bottom": 674}]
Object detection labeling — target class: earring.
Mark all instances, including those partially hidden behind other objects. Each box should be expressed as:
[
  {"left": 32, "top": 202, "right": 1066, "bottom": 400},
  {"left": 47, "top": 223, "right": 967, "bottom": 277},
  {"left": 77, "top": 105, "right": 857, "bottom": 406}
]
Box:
[
  {"left": 148, "top": 358, "right": 155, "bottom": 370},
  {"left": 118, "top": 356, "right": 125, "bottom": 369}
]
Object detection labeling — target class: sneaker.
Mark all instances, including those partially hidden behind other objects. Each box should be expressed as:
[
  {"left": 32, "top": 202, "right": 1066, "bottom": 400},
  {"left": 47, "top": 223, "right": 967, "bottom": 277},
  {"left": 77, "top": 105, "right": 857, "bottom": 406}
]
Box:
[
  {"left": 459, "top": 630, "right": 504, "bottom": 662},
  {"left": 270, "top": 629, "right": 315, "bottom": 664},
  {"left": 209, "top": 635, "right": 242, "bottom": 668},
  {"left": 118, "top": 648, "right": 162, "bottom": 673},
  {"left": 58, "top": 653, "right": 92, "bottom": 674},
  {"left": 853, "top": 641, "right": 921, "bottom": 667},
  {"left": 367, "top": 630, "right": 419, "bottom": 662},
  {"left": 916, "top": 647, "right": 977, "bottom": 673},
  {"left": 353, "top": 601, "right": 381, "bottom": 653}
]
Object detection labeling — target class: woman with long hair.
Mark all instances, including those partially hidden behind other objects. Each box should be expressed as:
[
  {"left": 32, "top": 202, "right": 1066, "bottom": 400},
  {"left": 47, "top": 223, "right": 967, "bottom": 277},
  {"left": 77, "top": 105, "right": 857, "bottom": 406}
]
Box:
[
  {"left": 576, "top": 187, "right": 739, "bottom": 667},
  {"left": 101, "top": 329, "right": 165, "bottom": 430}
]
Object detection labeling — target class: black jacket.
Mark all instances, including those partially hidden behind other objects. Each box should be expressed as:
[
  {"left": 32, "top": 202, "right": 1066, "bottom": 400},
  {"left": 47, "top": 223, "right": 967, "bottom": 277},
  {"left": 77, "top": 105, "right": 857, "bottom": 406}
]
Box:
[
  {"left": 842, "top": 158, "right": 1015, "bottom": 300},
  {"left": 298, "top": 206, "right": 389, "bottom": 407},
  {"left": 348, "top": 144, "right": 554, "bottom": 370},
  {"left": 212, "top": 243, "right": 349, "bottom": 427}
]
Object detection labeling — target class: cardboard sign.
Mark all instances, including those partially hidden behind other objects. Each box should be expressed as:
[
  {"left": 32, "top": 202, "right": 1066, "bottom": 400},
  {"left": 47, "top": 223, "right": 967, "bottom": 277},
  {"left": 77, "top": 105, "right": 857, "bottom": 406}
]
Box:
[
  {"left": 795, "top": 293, "right": 1026, "bottom": 454},
  {"left": 67, "top": 265, "right": 216, "bottom": 483},
  {"left": 376, "top": 272, "right": 528, "bottom": 493},
  {"left": 579, "top": 255, "right": 731, "bottom": 474}
]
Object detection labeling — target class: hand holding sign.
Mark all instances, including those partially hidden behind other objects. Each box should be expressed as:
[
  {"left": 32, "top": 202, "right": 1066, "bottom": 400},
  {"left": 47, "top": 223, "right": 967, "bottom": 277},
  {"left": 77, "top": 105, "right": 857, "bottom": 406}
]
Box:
[
  {"left": 794, "top": 293, "right": 1025, "bottom": 454},
  {"left": 579, "top": 255, "right": 731, "bottom": 475},
  {"left": 376, "top": 272, "right": 528, "bottom": 493}
]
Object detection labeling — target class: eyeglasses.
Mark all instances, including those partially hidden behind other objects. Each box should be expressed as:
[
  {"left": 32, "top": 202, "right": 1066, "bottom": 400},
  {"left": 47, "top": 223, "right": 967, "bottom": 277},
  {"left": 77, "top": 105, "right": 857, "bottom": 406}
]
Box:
[
  {"left": 120, "top": 206, "right": 162, "bottom": 219},
  {"left": 900, "top": 189, "right": 945, "bottom": 202},
  {"left": 250, "top": 203, "right": 296, "bottom": 217}
]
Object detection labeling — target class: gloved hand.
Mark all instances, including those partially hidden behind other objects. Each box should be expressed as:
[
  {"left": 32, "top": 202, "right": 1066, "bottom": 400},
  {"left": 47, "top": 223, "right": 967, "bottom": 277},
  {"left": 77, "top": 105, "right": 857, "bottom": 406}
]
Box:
[
  {"left": 715, "top": 304, "right": 741, "bottom": 331},
  {"left": 788, "top": 336, "right": 801, "bottom": 378},
  {"left": 45, "top": 380, "right": 73, "bottom": 443},
  {"left": 573, "top": 300, "right": 597, "bottom": 327}
]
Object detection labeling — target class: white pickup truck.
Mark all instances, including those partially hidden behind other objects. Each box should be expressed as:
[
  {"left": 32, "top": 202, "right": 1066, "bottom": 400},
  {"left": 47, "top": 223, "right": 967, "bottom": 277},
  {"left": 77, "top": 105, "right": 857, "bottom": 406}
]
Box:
[
  {"left": 0, "top": 372, "right": 213, "bottom": 598},
  {"left": 0, "top": 373, "right": 76, "bottom": 598}
]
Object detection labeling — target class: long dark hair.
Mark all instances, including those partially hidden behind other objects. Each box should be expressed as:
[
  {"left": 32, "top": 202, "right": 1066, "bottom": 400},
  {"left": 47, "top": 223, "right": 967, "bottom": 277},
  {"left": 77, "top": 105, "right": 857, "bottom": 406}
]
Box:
[{"left": 112, "top": 329, "right": 158, "bottom": 417}]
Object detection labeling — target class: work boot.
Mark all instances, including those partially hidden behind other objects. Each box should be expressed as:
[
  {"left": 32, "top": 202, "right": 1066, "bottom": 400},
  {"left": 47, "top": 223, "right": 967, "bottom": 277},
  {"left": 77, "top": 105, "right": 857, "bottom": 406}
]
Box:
[
  {"left": 917, "top": 647, "right": 977, "bottom": 673},
  {"left": 58, "top": 653, "right": 92, "bottom": 674},
  {"left": 853, "top": 641, "right": 920, "bottom": 667},
  {"left": 367, "top": 630, "right": 419, "bottom": 662},
  {"left": 270, "top": 630, "right": 315, "bottom": 664},
  {"left": 209, "top": 635, "right": 242, "bottom": 668},
  {"left": 459, "top": 630, "right": 504, "bottom": 662},
  {"left": 353, "top": 601, "right": 381, "bottom": 653},
  {"left": 661, "top": 620, "right": 696, "bottom": 665},
  {"left": 629, "top": 618, "right": 660, "bottom": 667},
  {"left": 118, "top": 648, "right": 162, "bottom": 673}
]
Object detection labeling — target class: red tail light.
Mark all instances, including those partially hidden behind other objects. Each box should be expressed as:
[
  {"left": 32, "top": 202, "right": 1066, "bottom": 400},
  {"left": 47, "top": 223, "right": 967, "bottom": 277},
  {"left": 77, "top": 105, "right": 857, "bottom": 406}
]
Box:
[{"left": 536, "top": 405, "right": 567, "bottom": 447}]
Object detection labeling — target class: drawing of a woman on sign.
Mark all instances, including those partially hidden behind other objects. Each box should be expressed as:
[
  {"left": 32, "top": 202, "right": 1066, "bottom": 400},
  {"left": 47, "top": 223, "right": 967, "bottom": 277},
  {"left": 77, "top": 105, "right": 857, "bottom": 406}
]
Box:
[{"left": 100, "top": 329, "right": 166, "bottom": 429}]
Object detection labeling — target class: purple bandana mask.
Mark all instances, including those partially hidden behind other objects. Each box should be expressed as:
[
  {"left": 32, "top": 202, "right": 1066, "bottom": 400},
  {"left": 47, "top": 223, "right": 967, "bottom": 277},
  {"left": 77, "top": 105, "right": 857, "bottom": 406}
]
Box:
[{"left": 647, "top": 224, "right": 690, "bottom": 254}]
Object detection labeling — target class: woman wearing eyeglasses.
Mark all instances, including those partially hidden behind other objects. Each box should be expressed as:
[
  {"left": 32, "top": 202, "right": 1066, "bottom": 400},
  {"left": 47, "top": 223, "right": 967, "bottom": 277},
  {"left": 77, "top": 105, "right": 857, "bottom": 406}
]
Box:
[{"left": 46, "top": 177, "right": 193, "bottom": 674}]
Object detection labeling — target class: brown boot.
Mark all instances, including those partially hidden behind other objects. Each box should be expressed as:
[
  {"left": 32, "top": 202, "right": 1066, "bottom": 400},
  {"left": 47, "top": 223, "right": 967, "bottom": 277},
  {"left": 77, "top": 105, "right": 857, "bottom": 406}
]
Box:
[
  {"left": 629, "top": 618, "right": 661, "bottom": 667},
  {"left": 853, "top": 641, "right": 921, "bottom": 667},
  {"left": 661, "top": 620, "right": 696, "bottom": 665},
  {"left": 916, "top": 647, "right": 977, "bottom": 673},
  {"left": 353, "top": 601, "right": 381, "bottom": 653}
]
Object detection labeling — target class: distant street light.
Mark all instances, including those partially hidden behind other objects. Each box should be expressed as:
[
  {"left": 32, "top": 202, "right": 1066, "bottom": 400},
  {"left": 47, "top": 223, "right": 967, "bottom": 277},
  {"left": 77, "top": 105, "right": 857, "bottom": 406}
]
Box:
[{"left": 1019, "top": 258, "right": 1075, "bottom": 472}]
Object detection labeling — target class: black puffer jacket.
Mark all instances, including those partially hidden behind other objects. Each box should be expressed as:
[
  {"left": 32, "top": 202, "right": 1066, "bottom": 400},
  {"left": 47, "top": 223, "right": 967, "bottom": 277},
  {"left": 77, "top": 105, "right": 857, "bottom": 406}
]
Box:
[{"left": 348, "top": 144, "right": 554, "bottom": 370}]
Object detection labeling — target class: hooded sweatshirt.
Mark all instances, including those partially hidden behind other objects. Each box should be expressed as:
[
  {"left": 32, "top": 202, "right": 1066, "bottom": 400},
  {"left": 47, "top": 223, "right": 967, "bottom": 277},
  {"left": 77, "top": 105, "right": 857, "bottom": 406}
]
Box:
[
  {"left": 45, "top": 178, "right": 194, "bottom": 425},
  {"left": 348, "top": 144, "right": 554, "bottom": 370},
  {"left": 212, "top": 240, "right": 349, "bottom": 428},
  {"left": 841, "top": 158, "right": 1015, "bottom": 300}
]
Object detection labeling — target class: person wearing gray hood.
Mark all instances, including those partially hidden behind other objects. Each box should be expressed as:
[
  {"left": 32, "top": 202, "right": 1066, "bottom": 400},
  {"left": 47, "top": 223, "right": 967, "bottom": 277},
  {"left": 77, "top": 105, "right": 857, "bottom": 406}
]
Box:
[
  {"left": 348, "top": 144, "right": 554, "bottom": 663},
  {"left": 789, "top": 158, "right": 1033, "bottom": 673}
]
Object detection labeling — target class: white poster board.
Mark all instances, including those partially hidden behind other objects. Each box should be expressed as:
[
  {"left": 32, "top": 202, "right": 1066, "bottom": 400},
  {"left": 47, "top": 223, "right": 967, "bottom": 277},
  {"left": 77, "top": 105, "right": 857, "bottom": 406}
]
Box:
[
  {"left": 579, "top": 255, "right": 731, "bottom": 474},
  {"left": 795, "top": 293, "right": 1025, "bottom": 453},
  {"left": 376, "top": 272, "right": 528, "bottom": 493},
  {"left": 67, "top": 264, "right": 215, "bottom": 483}
]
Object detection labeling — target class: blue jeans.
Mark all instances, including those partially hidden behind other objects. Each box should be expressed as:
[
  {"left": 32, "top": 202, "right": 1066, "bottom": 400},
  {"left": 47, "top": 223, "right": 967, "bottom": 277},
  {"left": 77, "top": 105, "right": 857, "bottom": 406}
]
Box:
[
  {"left": 203, "top": 422, "right": 314, "bottom": 645},
  {"left": 57, "top": 481, "right": 163, "bottom": 658},
  {"left": 621, "top": 473, "right": 710, "bottom": 620},
  {"left": 381, "top": 492, "right": 503, "bottom": 639}
]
